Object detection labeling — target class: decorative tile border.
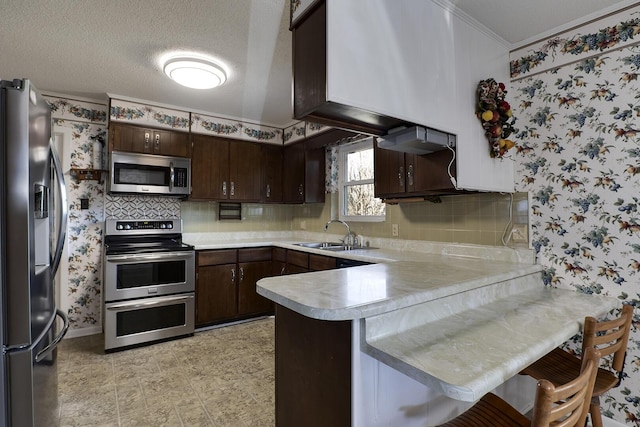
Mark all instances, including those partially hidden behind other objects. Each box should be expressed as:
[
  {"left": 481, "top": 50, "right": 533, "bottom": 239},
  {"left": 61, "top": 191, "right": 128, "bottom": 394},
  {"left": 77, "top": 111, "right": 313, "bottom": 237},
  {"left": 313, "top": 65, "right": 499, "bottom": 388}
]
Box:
[
  {"left": 104, "top": 194, "right": 181, "bottom": 220},
  {"left": 305, "top": 121, "right": 329, "bottom": 138},
  {"left": 191, "top": 112, "right": 282, "bottom": 144},
  {"left": 510, "top": 6, "right": 640, "bottom": 79},
  {"left": 283, "top": 122, "right": 306, "bottom": 145},
  {"left": 109, "top": 99, "right": 190, "bottom": 131},
  {"left": 45, "top": 96, "right": 107, "bottom": 124}
]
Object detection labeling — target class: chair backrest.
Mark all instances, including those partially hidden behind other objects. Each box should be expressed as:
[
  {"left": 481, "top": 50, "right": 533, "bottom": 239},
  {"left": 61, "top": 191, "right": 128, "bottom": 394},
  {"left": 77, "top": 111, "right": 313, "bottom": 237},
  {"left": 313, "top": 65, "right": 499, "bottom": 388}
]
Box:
[
  {"left": 582, "top": 304, "right": 634, "bottom": 375},
  {"left": 531, "top": 347, "right": 600, "bottom": 427}
]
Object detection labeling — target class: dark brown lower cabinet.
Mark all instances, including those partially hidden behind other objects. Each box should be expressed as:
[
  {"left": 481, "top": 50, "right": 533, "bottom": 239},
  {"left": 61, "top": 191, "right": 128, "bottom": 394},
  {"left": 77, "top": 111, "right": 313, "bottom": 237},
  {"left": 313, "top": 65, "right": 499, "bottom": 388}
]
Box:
[
  {"left": 196, "top": 263, "right": 237, "bottom": 325},
  {"left": 196, "top": 248, "right": 273, "bottom": 327},
  {"left": 238, "top": 259, "right": 273, "bottom": 316},
  {"left": 275, "top": 305, "right": 351, "bottom": 427}
]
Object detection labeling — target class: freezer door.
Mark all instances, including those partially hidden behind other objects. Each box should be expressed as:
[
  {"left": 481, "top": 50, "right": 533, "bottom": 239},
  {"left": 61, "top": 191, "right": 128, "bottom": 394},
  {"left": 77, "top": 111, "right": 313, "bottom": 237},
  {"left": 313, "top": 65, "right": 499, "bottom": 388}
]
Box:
[{"left": 5, "top": 312, "right": 64, "bottom": 427}]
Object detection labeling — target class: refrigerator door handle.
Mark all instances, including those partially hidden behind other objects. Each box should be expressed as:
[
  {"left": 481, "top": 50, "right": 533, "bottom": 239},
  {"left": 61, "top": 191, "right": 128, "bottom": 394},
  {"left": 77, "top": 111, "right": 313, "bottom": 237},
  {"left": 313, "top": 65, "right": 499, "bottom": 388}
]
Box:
[
  {"left": 50, "top": 141, "right": 68, "bottom": 275},
  {"left": 35, "top": 309, "right": 69, "bottom": 363}
]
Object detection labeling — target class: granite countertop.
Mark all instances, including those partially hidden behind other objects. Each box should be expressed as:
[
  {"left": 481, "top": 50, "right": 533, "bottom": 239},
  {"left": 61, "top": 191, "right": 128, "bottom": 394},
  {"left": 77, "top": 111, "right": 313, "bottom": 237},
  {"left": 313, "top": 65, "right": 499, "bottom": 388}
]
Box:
[
  {"left": 361, "top": 274, "right": 620, "bottom": 401},
  {"left": 183, "top": 231, "right": 540, "bottom": 321},
  {"left": 183, "top": 231, "right": 620, "bottom": 401}
]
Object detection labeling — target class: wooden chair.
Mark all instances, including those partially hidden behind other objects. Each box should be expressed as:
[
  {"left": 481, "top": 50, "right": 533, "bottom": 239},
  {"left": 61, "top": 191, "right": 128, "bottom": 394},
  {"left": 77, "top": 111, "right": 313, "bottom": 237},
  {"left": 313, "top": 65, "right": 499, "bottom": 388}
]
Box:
[
  {"left": 520, "top": 304, "right": 633, "bottom": 427},
  {"left": 437, "top": 347, "right": 600, "bottom": 427}
]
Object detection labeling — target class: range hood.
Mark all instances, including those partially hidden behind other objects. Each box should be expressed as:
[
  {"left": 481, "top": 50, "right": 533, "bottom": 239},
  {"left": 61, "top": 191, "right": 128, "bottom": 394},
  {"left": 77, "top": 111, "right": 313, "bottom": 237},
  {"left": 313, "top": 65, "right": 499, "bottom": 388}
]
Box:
[{"left": 377, "top": 126, "right": 456, "bottom": 155}]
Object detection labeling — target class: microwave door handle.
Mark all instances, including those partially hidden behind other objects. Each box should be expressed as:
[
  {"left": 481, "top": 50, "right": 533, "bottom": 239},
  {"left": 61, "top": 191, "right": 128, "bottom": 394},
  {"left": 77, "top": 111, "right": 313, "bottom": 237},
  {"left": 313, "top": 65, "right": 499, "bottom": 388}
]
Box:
[{"left": 169, "top": 161, "right": 174, "bottom": 192}]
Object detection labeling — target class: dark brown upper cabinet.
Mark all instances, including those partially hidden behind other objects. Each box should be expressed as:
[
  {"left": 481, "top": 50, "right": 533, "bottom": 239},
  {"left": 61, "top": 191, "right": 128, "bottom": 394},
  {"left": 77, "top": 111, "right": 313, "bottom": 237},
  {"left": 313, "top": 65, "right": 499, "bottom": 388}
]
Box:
[
  {"left": 109, "top": 122, "right": 190, "bottom": 157},
  {"left": 190, "top": 134, "right": 261, "bottom": 202}
]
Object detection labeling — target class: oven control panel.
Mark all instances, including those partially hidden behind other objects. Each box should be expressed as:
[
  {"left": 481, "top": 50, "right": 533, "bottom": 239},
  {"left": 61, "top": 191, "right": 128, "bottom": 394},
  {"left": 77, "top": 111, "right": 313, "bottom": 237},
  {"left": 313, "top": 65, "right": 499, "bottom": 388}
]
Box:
[
  {"left": 115, "top": 221, "right": 173, "bottom": 230},
  {"left": 106, "top": 219, "right": 181, "bottom": 235}
]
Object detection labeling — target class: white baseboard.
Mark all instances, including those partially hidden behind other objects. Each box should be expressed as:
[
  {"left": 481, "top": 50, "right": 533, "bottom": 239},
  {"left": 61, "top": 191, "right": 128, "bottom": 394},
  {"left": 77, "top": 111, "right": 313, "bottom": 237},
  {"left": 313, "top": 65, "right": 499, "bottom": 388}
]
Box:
[
  {"left": 602, "top": 416, "right": 626, "bottom": 427},
  {"left": 63, "top": 326, "right": 101, "bottom": 339}
]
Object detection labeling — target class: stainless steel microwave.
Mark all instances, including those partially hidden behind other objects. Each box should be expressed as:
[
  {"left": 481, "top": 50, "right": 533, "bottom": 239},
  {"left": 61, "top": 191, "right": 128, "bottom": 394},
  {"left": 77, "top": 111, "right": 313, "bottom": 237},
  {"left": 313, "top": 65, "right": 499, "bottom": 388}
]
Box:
[{"left": 108, "top": 151, "right": 191, "bottom": 196}]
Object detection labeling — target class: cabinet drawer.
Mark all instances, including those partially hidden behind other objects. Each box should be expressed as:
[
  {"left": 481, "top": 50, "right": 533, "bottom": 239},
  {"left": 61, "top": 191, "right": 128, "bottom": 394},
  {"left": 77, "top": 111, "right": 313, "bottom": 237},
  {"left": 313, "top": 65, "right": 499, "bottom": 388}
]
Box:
[
  {"left": 238, "top": 247, "right": 272, "bottom": 263},
  {"left": 197, "top": 249, "right": 237, "bottom": 266},
  {"left": 286, "top": 250, "right": 309, "bottom": 269},
  {"left": 309, "top": 254, "right": 336, "bottom": 271},
  {"left": 273, "top": 247, "right": 286, "bottom": 262}
]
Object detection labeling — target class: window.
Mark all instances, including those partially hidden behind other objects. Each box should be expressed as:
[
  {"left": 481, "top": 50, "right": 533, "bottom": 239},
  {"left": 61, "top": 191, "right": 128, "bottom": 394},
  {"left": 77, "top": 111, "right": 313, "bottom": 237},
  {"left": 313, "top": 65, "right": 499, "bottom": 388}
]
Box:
[{"left": 338, "top": 138, "right": 385, "bottom": 222}]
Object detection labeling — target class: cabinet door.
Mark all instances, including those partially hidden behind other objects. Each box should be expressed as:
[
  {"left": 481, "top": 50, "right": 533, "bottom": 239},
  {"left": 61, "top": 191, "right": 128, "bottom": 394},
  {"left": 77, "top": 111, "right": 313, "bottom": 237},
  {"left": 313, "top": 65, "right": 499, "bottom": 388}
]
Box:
[
  {"left": 374, "top": 142, "right": 406, "bottom": 197},
  {"left": 109, "top": 123, "right": 150, "bottom": 153},
  {"left": 283, "top": 142, "right": 305, "bottom": 203},
  {"left": 196, "top": 264, "right": 237, "bottom": 326},
  {"left": 229, "top": 141, "right": 261, "bottom": 201},
  {"left": 304, "top": 146, "right": 325, "bottom": 203},
  {"left": 308, "top": 254, "right": 336, "bottom": 271},
  {"left": 238, "top": 261, "right": 274, "bottom": 316},
  {"left": 190, "top": 134, "right": 215, "bottom": 199},
  {"left": 261, "top": 144, "right": 283, "bottom": 203},
  {"left": 190, "top": 135, "right": 230, "bottom": 200},
  {"left": 153, "top": 129, "right": 190, "bottom": 157}
]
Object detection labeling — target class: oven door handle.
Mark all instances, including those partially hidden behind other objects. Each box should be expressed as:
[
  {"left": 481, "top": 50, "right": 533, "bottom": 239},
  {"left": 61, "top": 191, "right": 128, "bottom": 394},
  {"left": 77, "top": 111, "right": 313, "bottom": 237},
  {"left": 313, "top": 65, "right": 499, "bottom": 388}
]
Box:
[
  {"left": 106, "top": 294, "right": 194, "bottom": 311},
  {"left": 106, "top": 251, "right": 194, "bottom": 263}
]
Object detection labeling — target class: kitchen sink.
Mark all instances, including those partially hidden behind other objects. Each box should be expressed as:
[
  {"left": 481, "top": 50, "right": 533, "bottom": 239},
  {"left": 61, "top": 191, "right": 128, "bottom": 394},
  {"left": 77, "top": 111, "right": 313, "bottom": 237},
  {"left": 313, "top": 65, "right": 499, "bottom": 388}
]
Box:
[
  {"left": 294, "top": 242, "right": 343, "bottom": 249},
  {"left": 293, "top": 242, "right": 377, "bottom": 252}
]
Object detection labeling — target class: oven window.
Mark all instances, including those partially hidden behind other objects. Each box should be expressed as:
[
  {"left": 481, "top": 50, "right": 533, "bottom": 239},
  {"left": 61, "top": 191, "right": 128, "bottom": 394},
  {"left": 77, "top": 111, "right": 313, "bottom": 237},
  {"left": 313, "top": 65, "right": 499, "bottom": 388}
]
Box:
[
  {"left": 117, "top": 261, "right": 186, "bottom": 289},
  {"left": 116, "top": 304, "right": 186, "bottom": 336},
  {"left": 113, "top": 163, "right": 170, "bottom": 186}
]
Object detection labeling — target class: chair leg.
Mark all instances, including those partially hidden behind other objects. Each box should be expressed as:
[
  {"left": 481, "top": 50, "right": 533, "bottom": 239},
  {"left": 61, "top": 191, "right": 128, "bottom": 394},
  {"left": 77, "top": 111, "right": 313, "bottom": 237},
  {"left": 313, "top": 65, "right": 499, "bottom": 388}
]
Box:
[{"left": 590, "top": 396, "right": 603, "bottom": 427}]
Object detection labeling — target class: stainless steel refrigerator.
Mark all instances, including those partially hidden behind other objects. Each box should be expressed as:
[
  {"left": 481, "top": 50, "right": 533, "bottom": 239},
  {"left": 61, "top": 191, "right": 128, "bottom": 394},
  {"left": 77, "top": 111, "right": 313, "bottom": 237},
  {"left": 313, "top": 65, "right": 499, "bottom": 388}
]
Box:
[{"left": 1, "top": 79, "right": 69, "bottom": 426}]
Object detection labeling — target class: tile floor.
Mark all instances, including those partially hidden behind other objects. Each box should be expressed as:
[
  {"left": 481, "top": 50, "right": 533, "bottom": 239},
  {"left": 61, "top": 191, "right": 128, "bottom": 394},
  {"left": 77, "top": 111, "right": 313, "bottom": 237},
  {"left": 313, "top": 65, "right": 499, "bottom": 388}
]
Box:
[{"left": 56, "top": 317, "right": 275, "bottom": 427}]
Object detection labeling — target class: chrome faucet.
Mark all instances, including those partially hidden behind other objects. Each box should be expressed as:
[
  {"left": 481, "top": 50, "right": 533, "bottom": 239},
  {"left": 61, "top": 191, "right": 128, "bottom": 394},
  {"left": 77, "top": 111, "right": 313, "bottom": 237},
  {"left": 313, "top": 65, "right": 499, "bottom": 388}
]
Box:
[{"left": 324, "top": 219, "right": 357, "bottom": 248}]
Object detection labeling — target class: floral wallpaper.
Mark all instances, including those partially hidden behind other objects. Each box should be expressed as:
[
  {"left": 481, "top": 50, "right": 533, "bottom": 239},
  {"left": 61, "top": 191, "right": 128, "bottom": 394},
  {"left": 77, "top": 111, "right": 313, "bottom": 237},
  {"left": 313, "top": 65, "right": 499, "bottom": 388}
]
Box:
[
  {"left": 46, "top": 96, "right": 108, "bottom": 334},
  {"left": 510, "top": 17, "right": 640, "bottom": 424}
]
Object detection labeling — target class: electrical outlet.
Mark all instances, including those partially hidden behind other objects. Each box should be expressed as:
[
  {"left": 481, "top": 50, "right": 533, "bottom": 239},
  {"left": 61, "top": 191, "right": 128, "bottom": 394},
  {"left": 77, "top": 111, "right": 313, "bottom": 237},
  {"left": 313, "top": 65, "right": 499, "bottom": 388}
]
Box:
[
  {"left": 512, "top": 224, "right": 528, "bottom": 242},
  {"left": 392, "top": 223, "right": 399, "bottom": 237},
  {"left": 300, "top": 220, "right": 306, "bottom": 230}
]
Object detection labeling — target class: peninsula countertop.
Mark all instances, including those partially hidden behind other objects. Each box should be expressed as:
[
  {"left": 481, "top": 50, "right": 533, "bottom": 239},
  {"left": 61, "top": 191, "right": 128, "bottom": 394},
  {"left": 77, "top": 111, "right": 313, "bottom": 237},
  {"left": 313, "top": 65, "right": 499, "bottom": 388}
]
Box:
[
  {"left": 184, "top": 231, "right": 621, "bottom": 402},
  {"left": 184, "top": 231, "right": 540, "bottom": 320}
]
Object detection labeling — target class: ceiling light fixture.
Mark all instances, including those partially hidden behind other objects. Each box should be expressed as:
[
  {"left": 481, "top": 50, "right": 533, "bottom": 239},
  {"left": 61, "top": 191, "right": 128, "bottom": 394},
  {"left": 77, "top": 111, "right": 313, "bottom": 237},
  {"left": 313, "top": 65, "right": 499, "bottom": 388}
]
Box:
[{"left": 163, "top": 57, "right": 227, "bottom": 90}]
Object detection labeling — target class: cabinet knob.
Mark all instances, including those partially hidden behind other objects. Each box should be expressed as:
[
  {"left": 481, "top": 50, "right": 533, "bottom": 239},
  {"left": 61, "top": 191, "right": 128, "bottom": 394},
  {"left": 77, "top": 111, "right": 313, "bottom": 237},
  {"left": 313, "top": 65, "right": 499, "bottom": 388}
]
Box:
[
  {"left": 155, "top": 133, "right": 160, "bottom": 150},
  {"left": 231, "top": 268, "right": 236, "bottom": 283},
  {"left": 239, "top": 267, "right": 244, "bottom": 282},
  {"left": 230, "top": 181, "right": 235, "bottom": 196},
  {"left": 266, "top": 184, "right": 271, "bottom": 198},
  {"left": 298, "top": 183, "right": 303, "bottom": 196},
  {"left": 144, "top": 132, "right": 150, "bottom": 149},
  {"left": 399, "top": 166, "right": 405, "bottom": 188},
  {"left": 223, "top": 181, "right": 227, "bottom": 196}
]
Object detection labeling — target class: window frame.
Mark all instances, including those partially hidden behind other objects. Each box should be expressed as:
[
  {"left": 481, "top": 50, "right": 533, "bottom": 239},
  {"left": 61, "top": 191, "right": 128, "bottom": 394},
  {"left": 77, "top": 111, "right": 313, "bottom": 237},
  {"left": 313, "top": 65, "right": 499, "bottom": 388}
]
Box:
[{"left": 337, "top": 138, "right": 386, "bottom": 222}]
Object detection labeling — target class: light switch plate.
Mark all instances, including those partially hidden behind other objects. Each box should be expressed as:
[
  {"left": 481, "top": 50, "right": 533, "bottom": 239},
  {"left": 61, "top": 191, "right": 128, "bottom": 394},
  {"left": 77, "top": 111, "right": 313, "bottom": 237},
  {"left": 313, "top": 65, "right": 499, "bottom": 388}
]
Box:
[{"left": 392, "top": 224, "right": 399, "bottom": 237}]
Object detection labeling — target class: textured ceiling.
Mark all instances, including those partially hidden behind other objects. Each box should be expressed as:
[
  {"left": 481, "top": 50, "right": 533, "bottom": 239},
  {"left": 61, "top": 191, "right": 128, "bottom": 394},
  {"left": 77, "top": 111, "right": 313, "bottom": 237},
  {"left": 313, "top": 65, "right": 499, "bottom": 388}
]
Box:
[
  {"left": 0, "top": 1, "right": 634, "bottom": 128},
  {"left": 451, "top": 0, "right": 634, "bottom": 47}
]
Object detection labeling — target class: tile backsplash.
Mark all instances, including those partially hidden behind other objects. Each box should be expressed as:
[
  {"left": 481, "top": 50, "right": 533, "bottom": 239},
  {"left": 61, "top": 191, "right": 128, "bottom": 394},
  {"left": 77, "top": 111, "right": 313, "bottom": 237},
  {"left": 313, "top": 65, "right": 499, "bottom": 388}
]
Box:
[
  {"left": 181, "top": 192, "right": 528, "bottom": 247},
  {"left": 104, "top": 194, "right": 181, "bottom": 219},
  {"left": 292, "top": 192, "right": 528, "bottom": 247}
]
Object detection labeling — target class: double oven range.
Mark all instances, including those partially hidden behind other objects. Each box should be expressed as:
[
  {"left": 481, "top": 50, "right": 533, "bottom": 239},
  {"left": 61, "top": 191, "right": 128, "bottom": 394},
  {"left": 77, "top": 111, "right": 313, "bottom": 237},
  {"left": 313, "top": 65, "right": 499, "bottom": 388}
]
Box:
[{"left": 103, "top": 219, "right": 195, "bottom": 352}]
